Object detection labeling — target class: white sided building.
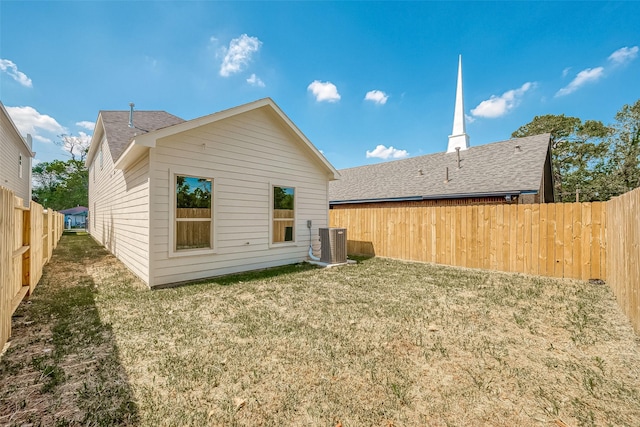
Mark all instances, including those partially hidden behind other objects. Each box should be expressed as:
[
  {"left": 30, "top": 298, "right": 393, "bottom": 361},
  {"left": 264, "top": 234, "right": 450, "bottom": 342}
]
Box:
[
  {"left": 0, "top": 101, "right": 34, "bottom": 206},
  {"left": 86, "top": 98, "right": 339, "bottom": 287}
]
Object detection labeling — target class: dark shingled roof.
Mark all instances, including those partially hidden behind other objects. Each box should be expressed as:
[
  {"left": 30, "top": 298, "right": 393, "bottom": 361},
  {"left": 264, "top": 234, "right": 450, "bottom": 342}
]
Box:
[
  {"left": 100, "top": 111, "right": 185, "bottom": 162},
  {"left": 329, "top": 133, "right": 551, "bottom": 203}
]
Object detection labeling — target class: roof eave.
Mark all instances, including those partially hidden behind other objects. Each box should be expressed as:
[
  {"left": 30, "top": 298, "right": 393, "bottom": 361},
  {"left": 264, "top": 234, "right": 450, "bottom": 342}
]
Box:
[
  {"left": 262, "top": 99, "right": 340, "bottom": 180},
  {"left": 124, "top": 98, "right": 340, "bottom": 179},
  {"left": 113, "top": 138, "right": 152, "bottom": 170},
  {"left": 420, "top": 190, "right": 533, "bottom": 200},
  {"left": 329, "top": 189, "right": 540, "bottom": 205},
  {"left": 1, "top": 101, "right": 35, "bottom": 157},
  {"left": 85, "top": 114, "right": 104, "bottom": 168}
]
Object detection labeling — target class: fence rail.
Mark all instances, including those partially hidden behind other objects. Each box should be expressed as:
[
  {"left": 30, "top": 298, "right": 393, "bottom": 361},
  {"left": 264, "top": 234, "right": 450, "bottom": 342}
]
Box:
[
  {"left": 330, "top": 202, "right": 607, "bottom": 281},
  {"left": 1, "top": 186, "right": 63, "bottom": 353}
]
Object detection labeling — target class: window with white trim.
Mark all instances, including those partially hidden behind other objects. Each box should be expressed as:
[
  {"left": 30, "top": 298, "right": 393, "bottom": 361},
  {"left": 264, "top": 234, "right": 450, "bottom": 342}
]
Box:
[
  {"left": 175, "top": 175, "right": 213, "bottom": 251},
  {"left": 272, "top": 186, "right": 295, "bottom": 243}
]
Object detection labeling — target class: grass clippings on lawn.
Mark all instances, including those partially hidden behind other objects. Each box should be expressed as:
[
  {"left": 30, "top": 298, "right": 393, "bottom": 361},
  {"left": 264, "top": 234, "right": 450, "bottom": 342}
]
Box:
[{"left": 1, "top": 235, "right": 640, "bottom": 426}]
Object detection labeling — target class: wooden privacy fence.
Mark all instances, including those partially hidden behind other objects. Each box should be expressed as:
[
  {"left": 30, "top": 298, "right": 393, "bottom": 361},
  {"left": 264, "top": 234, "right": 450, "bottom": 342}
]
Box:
[
  {"left": 606, "top": 187, "right": 640, "bottom": 333},
  {"left": 1, "top": 186, "right": 63, "bottom": 353},
  {"left": 330, "top": 202, "right": 607, "bottom": 281}
]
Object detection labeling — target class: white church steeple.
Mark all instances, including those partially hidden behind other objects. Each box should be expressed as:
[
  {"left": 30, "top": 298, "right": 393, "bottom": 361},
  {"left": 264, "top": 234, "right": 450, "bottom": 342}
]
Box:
[{"left": 447, "top": 55, "right": 470, "bottom": 153}]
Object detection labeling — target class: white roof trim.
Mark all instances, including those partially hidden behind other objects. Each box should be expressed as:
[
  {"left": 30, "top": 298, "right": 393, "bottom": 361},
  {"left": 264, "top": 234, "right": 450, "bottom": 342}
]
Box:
[
  {"left": 85, "top": 114, "right": 104, "bottom": 167},
  {"left": 0, "top": 101, "right": 35, "bottom": 157},
  {"left": 117, "top": 98, "right": 340, "bottom": 179}
]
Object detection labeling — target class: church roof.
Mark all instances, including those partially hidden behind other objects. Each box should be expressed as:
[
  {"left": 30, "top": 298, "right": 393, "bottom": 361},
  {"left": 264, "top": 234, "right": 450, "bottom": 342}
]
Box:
[{"left": 329, "top": 133, "right": 551, "bottom": 204}]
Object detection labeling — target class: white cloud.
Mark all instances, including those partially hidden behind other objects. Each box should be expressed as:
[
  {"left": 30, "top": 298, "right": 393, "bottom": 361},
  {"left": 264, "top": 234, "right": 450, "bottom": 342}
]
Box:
[
  {"left": 608, "top": 46, "right": 639, "bottom": 65},
  {"left": 562, "top": 67, "right": 572, "bottom": 77},
  {"left": 5, "top": 105, "right": 66, "bottom": 143},
  {"left": 366, "top": 144, "right": 409, "bottom": 160},
  {"left": 144, "top": 55, "right": 158, "bottom": 69},
  {"left": 555, "top": 67, "right": 604, "bottom": 97},
  {"left": 465, "top": 114, "right": 476, "bottom": 124},
  {"left": 364, "top": 90, "right": 389, "bottom": 105},
  {"left": 76, "top": 120, "right": 95, "bottom": 131},
  {"left": 0, "top": 59, "right": 33, "bottom": 87},
  {"left": 246, "top": 73, "right": 265, "bottom": 87},
  {"left": 307, "top": 80, "right": 341, "bottom": 103},
  {"left": 471, "top": 82, "right": 534, "bottom": 118},
  {"left": 32, "top": 134, "right": 53, "bottom": 143},
  {"left": 219, "top": 34, "right": 262, "bottom": 77}
]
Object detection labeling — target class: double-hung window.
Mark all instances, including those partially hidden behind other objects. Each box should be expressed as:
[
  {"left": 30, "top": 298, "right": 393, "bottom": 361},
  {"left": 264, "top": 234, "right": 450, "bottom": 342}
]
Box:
[
  {"left": 175, "top": 175, "right": 213, "bottom": 251},
  {"left": 272, "top": 186, "right": 295, "bottom": 243}
]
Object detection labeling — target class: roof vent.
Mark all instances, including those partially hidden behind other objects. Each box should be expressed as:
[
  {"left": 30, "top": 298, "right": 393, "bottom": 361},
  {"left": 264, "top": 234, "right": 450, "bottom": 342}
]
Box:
[
  {"left": 128, "top": 102, "right": 135, "bottom": 128},
  {"left": 444, "top": 166, "right": 449, "bottom": 183},
  {"left": 418, "top": 169, "right": 423, "bottom": 176},
  {"left": 515, "top": 144, "right": 521, "bottom": 152}
]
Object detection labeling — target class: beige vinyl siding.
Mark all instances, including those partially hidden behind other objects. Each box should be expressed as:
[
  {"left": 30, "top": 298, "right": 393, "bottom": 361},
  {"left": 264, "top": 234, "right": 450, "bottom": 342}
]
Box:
[
  {"left": 88, "top": 137, "right": 151, "bottom": 284},
  {"left": 148, "top": 107, "right": 329, "bottom": 287},
  {"left": 0, "top": 112, "right": 31, "bottom": 205}
]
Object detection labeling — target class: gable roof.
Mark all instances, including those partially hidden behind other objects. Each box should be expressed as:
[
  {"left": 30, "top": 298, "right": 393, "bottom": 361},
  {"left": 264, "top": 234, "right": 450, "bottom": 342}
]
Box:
[
  {"left": 59, "top": 206, "right": 89, "bottom": 215},
  {"left": 329, "top": 133, "right": 551, "bottom": 204},
  {"left": 113, "top": 97, "right": 339, "bottom": 179},
  {"left": 0, "top": 101, "right": 35, "bottom": 157},
  {"left": 88, "top": 110, "right": 184, "bottom": 166}
]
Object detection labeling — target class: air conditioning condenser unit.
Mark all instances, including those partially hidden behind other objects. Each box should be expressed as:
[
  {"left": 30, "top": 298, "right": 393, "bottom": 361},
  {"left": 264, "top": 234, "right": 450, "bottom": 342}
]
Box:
[{"left": 319, "top": 227, "right": 347, "bottom": 264}]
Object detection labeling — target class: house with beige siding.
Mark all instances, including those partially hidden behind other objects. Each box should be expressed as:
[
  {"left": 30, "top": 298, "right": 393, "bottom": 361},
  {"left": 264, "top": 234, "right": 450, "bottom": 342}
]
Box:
[
  {"left": 86, "top": 98, "right": 339, "bottom": 287},
  {"left": 1, "top": 101, "right": 34, "bottom": 206}
]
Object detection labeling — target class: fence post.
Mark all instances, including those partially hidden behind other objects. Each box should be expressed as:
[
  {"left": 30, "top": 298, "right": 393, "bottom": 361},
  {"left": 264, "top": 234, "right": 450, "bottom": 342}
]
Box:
[
  {"left": 0, "top": 187, "right": 16, "bottom": 352},
  {"left": 22, "top": 206, "right": 31, "bottom": 292}
]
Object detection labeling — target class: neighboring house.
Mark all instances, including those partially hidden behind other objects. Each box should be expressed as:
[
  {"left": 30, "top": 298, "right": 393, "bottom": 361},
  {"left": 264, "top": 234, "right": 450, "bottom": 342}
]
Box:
[
  {"left": 86, "top": 98, "right": 339, "bottom": 288},
  {"left": 59, "top": 206, "right": 88, "bottom": 228},
  {"left": 0, "top": 101, "right": 34, "bottom": 206},
  {"left": 330, "top": 133, "right": 554, "bottom": 208},
  {"left": 330, "top": 56, "right": 554, "bottom": 208}
]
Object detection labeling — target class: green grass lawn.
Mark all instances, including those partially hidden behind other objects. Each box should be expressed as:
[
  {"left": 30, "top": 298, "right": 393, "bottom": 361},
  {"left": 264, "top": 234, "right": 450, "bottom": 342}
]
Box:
[{"left": 1, "top": 234, "right": 639, "bottom": 426}]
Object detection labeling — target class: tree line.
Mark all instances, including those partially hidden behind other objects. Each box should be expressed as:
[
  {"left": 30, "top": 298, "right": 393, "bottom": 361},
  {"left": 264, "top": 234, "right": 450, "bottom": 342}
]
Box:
[{"left": 512, "top": 99, "right": 640, "bottom": 202}]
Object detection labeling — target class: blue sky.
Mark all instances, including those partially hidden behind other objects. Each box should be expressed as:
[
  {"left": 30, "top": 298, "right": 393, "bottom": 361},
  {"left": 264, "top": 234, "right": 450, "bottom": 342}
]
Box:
[{"left": 1, "top": 1, "right": 639, "bottom": 170}]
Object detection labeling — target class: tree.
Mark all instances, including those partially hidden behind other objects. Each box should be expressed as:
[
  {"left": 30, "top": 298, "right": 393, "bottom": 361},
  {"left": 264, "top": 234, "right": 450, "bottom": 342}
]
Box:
[
  {"left": 32, "top": 133, "right": 90, "bottom": 209},
  {"left": 32, "top": 159, "right": 88, "bottom": 209},
  {"left": 56, "top": 133, "right": 91, "bottom": 162},
  {"left": 274, "top": 186, "right": 294, "bottom": 210},
  {"left": 607, "top": 99, "right": 640, "bottom": 194},
  {"left": 512, "top": 114, "right": 611, "bottom": 202},
  {"left": 176, "top": 176, "right": 211, "bottom": 208}
]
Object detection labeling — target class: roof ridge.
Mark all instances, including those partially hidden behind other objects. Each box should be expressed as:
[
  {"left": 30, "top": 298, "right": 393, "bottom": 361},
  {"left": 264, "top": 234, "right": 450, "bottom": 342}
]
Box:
[
  {"left": 338, "top": 133, "right": 551, "bottom": 172},
  {"left": 100, "top": 109, "right": 180, "bottom": 114}
]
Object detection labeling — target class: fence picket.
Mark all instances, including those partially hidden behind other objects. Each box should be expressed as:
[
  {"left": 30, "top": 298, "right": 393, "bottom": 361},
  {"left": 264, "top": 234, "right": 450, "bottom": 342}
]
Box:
[
  {"left": 1, "top": 187, "right": 63, "bottom": 353},
  {"left": 330, "top": 201, "right": 609, "bottom": 281}
]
